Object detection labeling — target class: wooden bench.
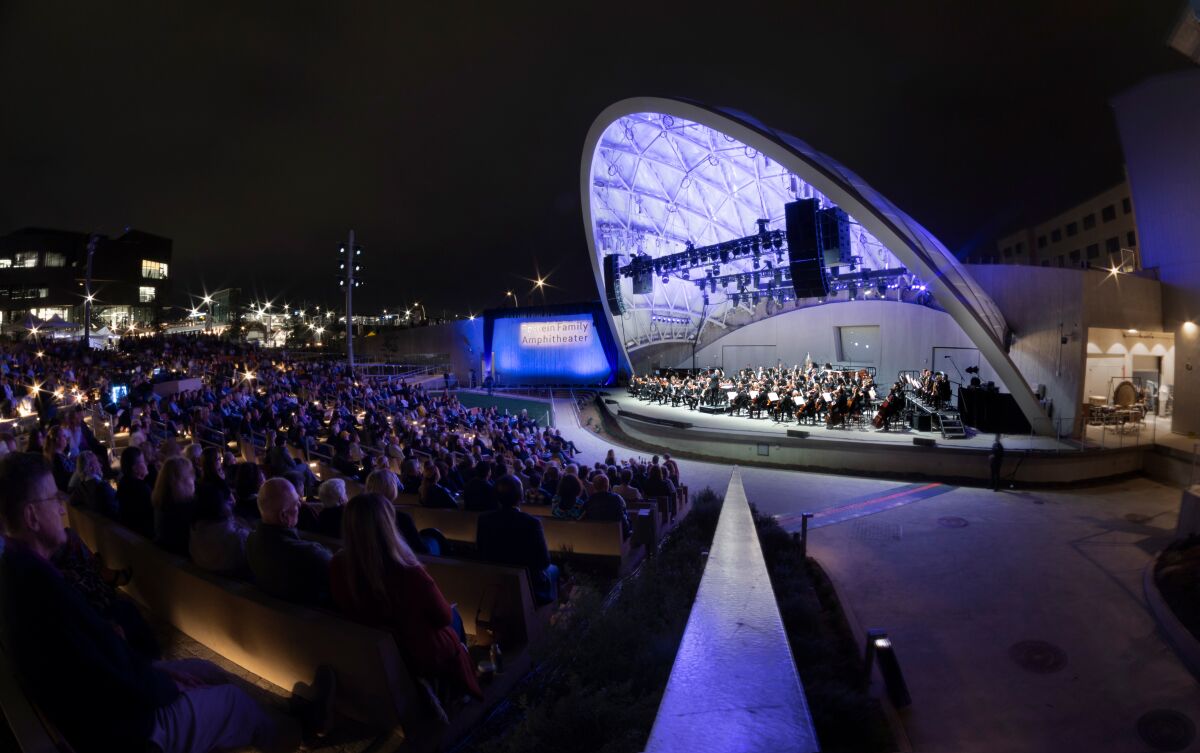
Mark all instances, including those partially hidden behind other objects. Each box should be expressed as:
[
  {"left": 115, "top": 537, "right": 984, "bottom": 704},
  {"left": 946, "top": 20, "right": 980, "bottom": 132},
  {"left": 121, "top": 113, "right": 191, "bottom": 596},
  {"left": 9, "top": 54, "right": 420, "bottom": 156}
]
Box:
[
  {"left": 299, "top": 530, "right": 548, "bottom": 648},
  {"left": 395, "top": 504, "right": 638, "bottom": 573},
  {"left": 67, "top": 506, "right": 418, "bottom": 730}
]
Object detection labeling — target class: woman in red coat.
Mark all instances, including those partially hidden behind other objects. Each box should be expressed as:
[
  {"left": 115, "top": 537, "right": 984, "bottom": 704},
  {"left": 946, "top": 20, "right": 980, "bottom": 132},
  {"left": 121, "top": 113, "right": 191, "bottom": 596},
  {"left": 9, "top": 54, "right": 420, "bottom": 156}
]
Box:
[{"left": 330, "top": 493, "right": 483, "bottom": 704}]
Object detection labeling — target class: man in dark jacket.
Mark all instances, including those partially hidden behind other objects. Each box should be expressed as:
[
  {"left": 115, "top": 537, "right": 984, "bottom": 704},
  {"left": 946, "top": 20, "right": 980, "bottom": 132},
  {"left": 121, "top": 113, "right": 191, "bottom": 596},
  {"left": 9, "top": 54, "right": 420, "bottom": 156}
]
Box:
[
  {"left": 584, "top": 474, "right": 632, "bottom": 539},
  {"left": 247, "top": 477, "right": 333, "bottom": 607},
  {"left": 116, "top": 446, "right": 154, "bottom": 538},
  {"left": 0, "top": 452, "right": 315, "bottom": 753},
  {"left": 477, "top": 475, "right": 558, "bottom": 604},
  {"left": 462, "top": 460, "right": 497, "bottom": 512}
]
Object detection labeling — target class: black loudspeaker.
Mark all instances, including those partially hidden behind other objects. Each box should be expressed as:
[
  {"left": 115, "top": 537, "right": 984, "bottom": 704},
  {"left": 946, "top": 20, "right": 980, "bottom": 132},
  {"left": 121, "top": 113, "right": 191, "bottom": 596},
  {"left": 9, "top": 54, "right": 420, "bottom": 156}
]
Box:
[
  {"left": 912, "top": 437, "right": 937, "bottom": 447},
  {"left": 603, "top": 255, "right": 626, "bottom": 314},
  {"left": 786, "top": 199, "right": 831, "bottom": 299},
  {"left": 818, "top": 206, "right": 852, "bottom": 267},
  {"left": 632, "top": 267, "right": 654, "bottom": 295}
]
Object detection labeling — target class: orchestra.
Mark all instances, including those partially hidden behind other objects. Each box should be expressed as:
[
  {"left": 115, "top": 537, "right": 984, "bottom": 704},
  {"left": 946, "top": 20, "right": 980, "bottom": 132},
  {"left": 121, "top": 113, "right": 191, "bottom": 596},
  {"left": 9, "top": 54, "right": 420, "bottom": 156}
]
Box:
[{"left": 627, "top": 364, "right": 957, "bottom": 433}]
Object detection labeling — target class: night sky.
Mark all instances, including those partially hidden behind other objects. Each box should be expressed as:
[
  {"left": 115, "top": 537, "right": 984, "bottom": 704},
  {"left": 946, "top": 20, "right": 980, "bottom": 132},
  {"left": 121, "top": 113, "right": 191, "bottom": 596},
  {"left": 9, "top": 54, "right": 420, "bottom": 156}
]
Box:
[{"left": 0, "top": 2, "right": 1188, "bottom": 316}]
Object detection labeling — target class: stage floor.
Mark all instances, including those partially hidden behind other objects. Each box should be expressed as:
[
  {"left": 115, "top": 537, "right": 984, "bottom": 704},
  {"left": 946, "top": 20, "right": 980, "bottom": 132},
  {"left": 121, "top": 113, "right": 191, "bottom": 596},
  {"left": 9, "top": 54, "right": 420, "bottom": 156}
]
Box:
[{"left": 604, "top": 393, "right": 1074, "bottom": 452}]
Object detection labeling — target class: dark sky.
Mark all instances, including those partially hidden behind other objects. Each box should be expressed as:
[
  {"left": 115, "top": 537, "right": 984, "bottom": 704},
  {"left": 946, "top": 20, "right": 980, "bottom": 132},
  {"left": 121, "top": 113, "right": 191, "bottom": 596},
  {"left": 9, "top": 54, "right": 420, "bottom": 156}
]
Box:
[{"left": 0, "top": 2, "right": 1188, "bottom": 315}]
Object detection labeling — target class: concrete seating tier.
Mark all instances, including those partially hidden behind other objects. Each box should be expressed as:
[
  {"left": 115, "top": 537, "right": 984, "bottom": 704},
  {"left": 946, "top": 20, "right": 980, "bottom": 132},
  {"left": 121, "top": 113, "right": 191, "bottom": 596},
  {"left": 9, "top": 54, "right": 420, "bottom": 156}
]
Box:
[{"left": 66, "top": 506, "right": 546, "bottom": 739}]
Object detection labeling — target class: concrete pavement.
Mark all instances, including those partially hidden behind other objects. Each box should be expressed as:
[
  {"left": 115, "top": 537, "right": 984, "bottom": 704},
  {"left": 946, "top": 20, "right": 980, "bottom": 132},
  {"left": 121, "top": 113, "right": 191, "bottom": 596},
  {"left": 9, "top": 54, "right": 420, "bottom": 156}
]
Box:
[{"left": 552, "top": 396, "right": 1200, "bottom": 752}]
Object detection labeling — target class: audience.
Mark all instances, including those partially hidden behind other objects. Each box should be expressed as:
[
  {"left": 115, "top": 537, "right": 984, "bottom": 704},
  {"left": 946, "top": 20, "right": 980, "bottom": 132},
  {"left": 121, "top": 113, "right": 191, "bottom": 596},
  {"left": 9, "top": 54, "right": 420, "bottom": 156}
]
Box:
[
  {"left": 584, "top": 473, "right": 632, "bottom": 539},
  {"left": 313, "top": 478, "right": 348, "bottom": 538},
  {"left": 330, "top": 494, "right": 482, "bottom": 705},
  {"left": 117, "top": 446, "right": 155, "bottom": 538},
  {"left": 189, "top": 482, "right": 251, "bottom": 576},
  {"left": 418, "top": 465, "right": 459, "bottom": 509},
  {"left": 477, "top": 475, "right": 558, "bottom": 605},
  {"left": 0, "top": 452, "right": 332, "bottom": 753},
  {"left": 550, "top": 474, "right": 586, "bottom": 520},
  {"left": 246, "top": 477, "right": 333, "bottom": 607},
  {"left": 152, "top": 456, "right": 197, "bottom": 557}
]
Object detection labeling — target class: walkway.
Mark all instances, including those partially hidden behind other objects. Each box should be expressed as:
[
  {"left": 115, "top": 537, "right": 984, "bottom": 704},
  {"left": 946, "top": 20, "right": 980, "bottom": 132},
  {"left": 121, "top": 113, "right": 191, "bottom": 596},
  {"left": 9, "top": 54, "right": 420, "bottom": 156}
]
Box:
[{"left": 552, "top": 396, "right": 1200, "bottom": 752}]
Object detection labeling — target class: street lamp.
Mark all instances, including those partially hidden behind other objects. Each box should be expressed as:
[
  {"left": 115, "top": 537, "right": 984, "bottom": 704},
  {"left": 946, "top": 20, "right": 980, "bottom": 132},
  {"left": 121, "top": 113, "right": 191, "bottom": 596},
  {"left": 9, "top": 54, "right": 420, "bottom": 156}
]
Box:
[
  {"left": 505, "top": 290, "right": 517, "bottom": 308},
  {"left": 202, "top": 294, "right": 214, "bottom": 333}
]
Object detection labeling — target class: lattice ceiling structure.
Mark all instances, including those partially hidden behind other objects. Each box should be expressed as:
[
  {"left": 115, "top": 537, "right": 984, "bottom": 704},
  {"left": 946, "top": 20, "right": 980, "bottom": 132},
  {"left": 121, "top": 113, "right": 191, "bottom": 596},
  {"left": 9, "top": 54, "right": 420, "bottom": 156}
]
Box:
[{"left": 581, "top": 98, "right": 1052, "bottom": 434}]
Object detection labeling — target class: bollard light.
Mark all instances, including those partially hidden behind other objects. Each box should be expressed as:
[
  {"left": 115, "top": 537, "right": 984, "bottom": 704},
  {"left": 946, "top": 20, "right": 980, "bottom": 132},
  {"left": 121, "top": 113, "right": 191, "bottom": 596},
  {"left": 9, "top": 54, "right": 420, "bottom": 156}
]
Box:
[{"left": 864, "top": 629, "right": 911, "bottom": 708}]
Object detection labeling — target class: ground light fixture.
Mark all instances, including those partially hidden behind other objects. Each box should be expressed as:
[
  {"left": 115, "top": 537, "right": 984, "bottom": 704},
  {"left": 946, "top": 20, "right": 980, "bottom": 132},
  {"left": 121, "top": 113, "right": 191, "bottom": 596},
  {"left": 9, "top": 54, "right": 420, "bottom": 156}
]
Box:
[{"left": 865, "top": 629, "right": 910, "bottom": 708}]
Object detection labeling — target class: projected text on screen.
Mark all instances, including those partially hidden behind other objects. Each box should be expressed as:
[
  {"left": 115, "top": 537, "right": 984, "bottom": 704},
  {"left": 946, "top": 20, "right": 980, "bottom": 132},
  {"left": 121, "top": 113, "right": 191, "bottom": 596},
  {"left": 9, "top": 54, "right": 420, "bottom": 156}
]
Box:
[{"left": 518, "top": 320, "right": 593, "bottom": 347}]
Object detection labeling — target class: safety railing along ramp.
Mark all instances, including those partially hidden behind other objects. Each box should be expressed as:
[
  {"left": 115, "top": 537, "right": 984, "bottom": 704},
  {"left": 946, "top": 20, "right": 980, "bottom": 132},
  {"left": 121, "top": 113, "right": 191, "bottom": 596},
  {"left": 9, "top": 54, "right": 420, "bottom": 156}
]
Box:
[{"left": 645, "top": 467, "right": 819, "bottom": 753}]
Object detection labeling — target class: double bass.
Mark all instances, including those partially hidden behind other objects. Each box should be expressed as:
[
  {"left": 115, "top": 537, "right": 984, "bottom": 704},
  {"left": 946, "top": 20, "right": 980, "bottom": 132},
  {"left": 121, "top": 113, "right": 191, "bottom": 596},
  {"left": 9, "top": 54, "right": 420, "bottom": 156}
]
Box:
[{"left": 872, "top": 394, "right": 894, "bottom": 429}]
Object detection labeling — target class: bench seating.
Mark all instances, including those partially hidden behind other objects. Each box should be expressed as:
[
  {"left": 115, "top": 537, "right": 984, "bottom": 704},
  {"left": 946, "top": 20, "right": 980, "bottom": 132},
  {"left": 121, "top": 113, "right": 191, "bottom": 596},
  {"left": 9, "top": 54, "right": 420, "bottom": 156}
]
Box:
[
  {"left": 298, "top": 530, "right": 548, "bottom": 648},
  {"left": 394, "top": 504, "right": 639, "bottom": 573},
  {"left": 66, "top": 506, "right": 547, "bottom": 736}
]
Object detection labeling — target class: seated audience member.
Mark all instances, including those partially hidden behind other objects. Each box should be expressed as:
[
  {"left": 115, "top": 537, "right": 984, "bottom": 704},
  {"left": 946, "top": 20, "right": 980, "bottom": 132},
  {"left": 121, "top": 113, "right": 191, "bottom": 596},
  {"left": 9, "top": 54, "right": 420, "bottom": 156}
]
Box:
[
  {"left": 477, "top": 475, "right": 558, "bottom": 605},
  {"left": 69, "top": 450, "right": 119, "bottom": 519},
  {"left": 584, "top": 473, "right": 632, "bottom": 539},
  {"left": 641, "top": 463, "right": 677, "bottom": 504},
  {"left": 612, "top": 467, "right": 643, "bottom": 504},
  {"left": 662, "top": 453, "right": 681, "bottom": 487},
  {"left": 190, "top": 482, "right": 251, "bottom": 577},
  {"left": 365, "top": 468, "right": 429, "bottom": 554},
  {"left": 418, "top": 465, "right": 459, "bottom": 510},
  {"left": 44, "top": 424, "right": 74, "bottom": 492},
  {"left": 117, "top": 446, "right": 155, "bottom": 538},
  {"left": 232, "top": 461, "right": 265, "bottom": 521},
  {"left": 399, "top": 458, "right": 423, "bottom": 495},
  {"left": 0, "top": 452, "right": 331, "bottom": 753},
  {"left": 330, "top": 494, "right": 482, "bottom": 703},
  {"left": 266, "top": 432, "right": 298, "bottom": 478},
  {"left": 197, "top": 446, "right": 229, "bottom": 499},
  {"left": 550, "top": 474, "right": 586, "bottom": 520},
  {"left": 314, "top": 478, "right": 348, "bottom": 538},
  {"left": 246, "top": 477, "right": 333, "bottom": 607},
  {"left": 152, "top": 456, "right": 197, "bottom": 557},
  {"left": 461, "top": 461, "right": 497, "bottom": 512}
]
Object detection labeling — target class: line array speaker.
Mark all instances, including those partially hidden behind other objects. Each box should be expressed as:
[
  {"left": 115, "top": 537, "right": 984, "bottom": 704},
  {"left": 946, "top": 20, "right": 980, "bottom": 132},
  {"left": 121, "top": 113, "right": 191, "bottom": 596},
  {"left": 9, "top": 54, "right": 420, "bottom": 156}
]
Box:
[
  {"left": 603, "top": 254, "right": 626, "bottom": 314},
  {"left": 786, "top": 199, "right": 831, "bottom": 299}
]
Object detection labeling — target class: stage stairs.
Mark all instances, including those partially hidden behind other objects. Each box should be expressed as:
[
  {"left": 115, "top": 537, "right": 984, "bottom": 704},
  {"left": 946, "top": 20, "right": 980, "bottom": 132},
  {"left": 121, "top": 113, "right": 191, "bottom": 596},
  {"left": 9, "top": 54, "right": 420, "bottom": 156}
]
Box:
[{"left": 935, "top": 411, "right": 968, "bottom": 439}]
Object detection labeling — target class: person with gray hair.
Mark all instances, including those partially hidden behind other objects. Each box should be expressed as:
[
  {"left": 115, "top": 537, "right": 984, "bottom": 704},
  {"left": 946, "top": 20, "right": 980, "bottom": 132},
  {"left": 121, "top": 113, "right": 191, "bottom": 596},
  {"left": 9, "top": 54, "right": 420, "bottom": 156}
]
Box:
[{"left": 314, "top": 478, "right": 348, "bottom": 538}]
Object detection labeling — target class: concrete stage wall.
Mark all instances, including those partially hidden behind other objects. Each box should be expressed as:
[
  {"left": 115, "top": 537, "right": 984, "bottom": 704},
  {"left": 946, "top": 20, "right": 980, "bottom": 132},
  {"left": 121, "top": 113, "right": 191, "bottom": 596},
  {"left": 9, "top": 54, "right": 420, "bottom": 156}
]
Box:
[{"left": 600, "top": 400, "right": 1147, "bottom": 486}]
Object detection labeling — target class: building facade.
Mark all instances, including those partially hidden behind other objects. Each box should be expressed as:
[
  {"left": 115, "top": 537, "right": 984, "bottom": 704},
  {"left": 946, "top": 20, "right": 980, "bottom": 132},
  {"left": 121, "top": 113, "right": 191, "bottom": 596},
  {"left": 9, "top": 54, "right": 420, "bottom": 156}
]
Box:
[
  {"left": 968, "top": 181, "right": 1139, "bottom": 270},
  {"left": 0, "top": 227, "right": 171, "bottom": 330}
]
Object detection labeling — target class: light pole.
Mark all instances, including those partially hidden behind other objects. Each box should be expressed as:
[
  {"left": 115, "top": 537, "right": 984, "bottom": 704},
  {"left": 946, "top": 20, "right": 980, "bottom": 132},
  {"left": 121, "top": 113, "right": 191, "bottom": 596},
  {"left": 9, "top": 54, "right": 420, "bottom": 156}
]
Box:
[
  {"left": 202, "top": 294, "right": 214, "bottom": 333},
  {"left": 339, "top": 231, "right": 363, "bottom": 376},
  {"left": 82, "top": 234, "right": 98, "bottom": 351},
  {"left": 505, "top": 290, "right": 517, "bottom": 308}
]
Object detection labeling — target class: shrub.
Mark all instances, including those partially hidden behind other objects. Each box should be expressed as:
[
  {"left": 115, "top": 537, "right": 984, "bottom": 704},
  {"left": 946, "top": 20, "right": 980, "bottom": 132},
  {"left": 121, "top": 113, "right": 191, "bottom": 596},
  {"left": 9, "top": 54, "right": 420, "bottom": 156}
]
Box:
[{"left": 460, "top": 488, "right": 724, "bottom": 753}]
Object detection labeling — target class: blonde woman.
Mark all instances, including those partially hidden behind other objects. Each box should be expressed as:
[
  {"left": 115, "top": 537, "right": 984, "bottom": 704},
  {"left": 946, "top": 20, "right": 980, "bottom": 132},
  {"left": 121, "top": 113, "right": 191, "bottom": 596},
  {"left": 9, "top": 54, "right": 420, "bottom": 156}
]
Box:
[
  {"left": 330, "top": 494, "right": 481, "bottom": 704},
  {"left": 152, "top": 456, "right": 196, "bottom": 556}
]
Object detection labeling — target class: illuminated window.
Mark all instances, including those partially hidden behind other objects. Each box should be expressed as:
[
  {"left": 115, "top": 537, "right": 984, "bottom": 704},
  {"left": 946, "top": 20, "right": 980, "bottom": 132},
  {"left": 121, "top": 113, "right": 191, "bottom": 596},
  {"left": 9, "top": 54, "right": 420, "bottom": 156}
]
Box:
[
  {"left": 43, "top": 252, "right": 66, "bottom": 267},
  {"left": 39, "top": 288, "right": 49, "bottom": 298},
  {"left": 0, "top": 258, "right": 11, "bottom": 268},
  {"left": 14, "top": 252, "right": 38, "bottom": 268},
  {"left": 139, "top": 286, "right": 156, "bottom": 302},
  {"left": 141, "top": 260, "right": 169, "bottom": 279}
]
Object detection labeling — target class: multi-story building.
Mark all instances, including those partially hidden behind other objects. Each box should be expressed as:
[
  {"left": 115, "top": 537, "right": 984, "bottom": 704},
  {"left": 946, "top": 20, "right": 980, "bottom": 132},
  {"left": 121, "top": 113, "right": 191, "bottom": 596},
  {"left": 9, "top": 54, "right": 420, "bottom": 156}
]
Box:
[
  {"left": 0, "top": 227, "right": 172, "bottom": 330},
  {"left": 967, "top": 180, "right": 1140, "bottom": 270}
]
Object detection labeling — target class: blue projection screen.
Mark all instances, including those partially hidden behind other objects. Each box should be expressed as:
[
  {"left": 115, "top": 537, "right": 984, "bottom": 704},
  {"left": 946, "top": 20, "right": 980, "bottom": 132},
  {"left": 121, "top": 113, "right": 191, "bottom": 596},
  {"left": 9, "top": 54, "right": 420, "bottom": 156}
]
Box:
[{"left": 491, "top": 313, "right": 614, "bottom": 385}]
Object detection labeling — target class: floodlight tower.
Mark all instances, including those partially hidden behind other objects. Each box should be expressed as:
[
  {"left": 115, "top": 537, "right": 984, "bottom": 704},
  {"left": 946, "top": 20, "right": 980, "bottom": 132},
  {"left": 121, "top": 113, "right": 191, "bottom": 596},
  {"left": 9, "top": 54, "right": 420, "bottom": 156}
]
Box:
[
  {"left": 338, "top": 230, "right": 364, "bottom": 376},
  {"left": 82, "top": 233, "right": 99, "bottom": 351}
]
